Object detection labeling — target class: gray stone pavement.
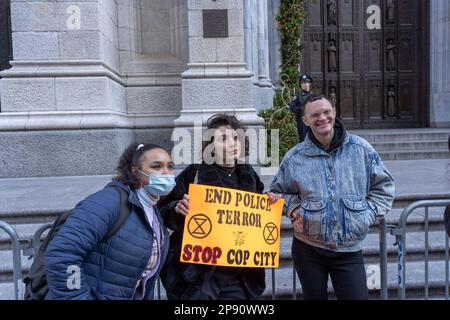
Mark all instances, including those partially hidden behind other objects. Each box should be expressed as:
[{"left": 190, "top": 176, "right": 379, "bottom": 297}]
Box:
[{"left": 0, "top": 159, "right": 449, "bottom": 214}]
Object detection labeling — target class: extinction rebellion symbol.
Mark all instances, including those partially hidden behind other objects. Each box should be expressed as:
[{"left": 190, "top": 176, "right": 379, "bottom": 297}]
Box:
[
  {"left": 187, "top": 214, "right": 212, "bottom": 239},
  {"left": 263, "top": 222, "right": 278, "bottom": 245}
]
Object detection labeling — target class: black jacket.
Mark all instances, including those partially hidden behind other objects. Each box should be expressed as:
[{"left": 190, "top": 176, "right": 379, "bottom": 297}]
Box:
[
  {"left": 158, "top": 163, "right": 266, "bottom": 299},
  {"left": 289, "top": 90, "right": 313, "bottom": 121}
]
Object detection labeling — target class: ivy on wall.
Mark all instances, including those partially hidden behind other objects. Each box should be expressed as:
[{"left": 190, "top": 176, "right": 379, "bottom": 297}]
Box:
[{"left": 260, "top": 0, "right": 306, "bottom": 160}]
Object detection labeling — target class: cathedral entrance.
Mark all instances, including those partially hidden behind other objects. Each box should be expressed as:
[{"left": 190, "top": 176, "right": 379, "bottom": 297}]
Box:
[{"left": 301, "top": 0, "right": 430, "bottom": 128}]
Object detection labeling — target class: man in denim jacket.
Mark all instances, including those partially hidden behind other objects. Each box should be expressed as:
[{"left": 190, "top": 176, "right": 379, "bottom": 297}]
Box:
[{"left": 271, "top": 94, "right": 395, "bottom": 300}]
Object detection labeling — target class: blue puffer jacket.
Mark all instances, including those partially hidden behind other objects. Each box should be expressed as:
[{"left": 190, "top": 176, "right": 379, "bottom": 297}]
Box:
[{"left": 44, "top": 180, "right": 169, "bottom": 300}]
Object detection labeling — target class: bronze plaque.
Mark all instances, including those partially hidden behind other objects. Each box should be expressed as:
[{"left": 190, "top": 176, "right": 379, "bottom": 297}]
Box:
[{"left": 203, "top": 9, "right": 228, "bottom": 38}]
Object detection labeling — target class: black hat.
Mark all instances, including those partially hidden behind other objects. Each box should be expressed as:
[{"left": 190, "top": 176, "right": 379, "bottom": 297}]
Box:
[{"left": 300, "top": 74, "right": 313, "bottom": 83}]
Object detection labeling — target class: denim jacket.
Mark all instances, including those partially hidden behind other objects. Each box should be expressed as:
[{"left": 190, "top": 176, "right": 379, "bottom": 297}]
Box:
[{"left": 270, "top": 133, "right": 395, "bottom": 252}]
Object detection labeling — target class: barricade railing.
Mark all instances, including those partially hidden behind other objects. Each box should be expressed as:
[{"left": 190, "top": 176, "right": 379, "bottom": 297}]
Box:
[
  {"left": 391, "top": 199, "right": 450, "bottom": 300},
  {"left": 14, "top": 205, "right": 446, "bottom": 301}
]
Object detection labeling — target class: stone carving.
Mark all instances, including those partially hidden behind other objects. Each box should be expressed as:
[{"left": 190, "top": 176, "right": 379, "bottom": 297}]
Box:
[
  {"left": 327, "top": 0, "right": 337, "bottom": 25},
  {"left": 386, "top": 39, "right": 396, "bottom": 71},
  {"left": 328, "top": 40, "right": 337, "bottom": 72}
]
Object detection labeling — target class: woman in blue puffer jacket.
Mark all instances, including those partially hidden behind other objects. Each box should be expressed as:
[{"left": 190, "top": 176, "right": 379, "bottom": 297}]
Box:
[{"left": 44, "top": 143, "right": 174, "bottom": 299}]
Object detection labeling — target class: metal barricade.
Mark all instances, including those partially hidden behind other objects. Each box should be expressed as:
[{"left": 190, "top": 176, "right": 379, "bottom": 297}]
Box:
[
  {"left": 0, "top": 221, "right": 22, "bottom": 300},
  {"left": 391, "top": 199, "right": 450, "bottom": 300},
  {"left": 269, "top": 217, "right": 390, "bottom": 300},
  {"left": 23, "top": 223, "right": 53, "bottom": 258}
]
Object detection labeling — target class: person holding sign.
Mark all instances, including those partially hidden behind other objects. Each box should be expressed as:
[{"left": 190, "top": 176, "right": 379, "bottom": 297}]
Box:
[
  {"left": 159, "top": 114, "right": 280, "bottom": 300},
  {"left": 43, "top": 143, "right": 174, "bottom": 299},
  {"left": 270, "top": 94, "right": 395, "bottom": 300}
]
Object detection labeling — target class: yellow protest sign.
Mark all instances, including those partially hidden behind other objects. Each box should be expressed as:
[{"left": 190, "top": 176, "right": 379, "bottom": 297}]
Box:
[{"left": 180, "top": 184, "right": 284, "bottom": 268}]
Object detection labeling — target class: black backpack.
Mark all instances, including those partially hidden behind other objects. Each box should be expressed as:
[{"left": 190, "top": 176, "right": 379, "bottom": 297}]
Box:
[{"left": 23, "top": 186, "right": 131, "bottom": 300}]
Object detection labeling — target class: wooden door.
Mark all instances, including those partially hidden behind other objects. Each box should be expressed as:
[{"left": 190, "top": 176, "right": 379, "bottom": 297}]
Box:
[{"left": 301, "top": 0, "right": 429, "bottom": 128}]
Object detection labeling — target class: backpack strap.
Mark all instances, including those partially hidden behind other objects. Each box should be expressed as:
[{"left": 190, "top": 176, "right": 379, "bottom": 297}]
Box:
[
  {"left": 193, "top": 164, "right": 201, "bottom": 184},
  {"left": 101, "top": 186, "right": 131, "bottom": 242}
]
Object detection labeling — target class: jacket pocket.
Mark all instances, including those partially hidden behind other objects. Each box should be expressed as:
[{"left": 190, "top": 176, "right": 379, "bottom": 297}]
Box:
[
  {"left": 298, "top": 199, "right": 327, "bottom": 240},
  {"left": 342, "top": 198, "right": 370, "bottom": 242}
]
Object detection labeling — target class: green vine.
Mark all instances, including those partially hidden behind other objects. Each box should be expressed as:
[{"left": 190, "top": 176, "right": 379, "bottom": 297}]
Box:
[
  {"left": 260, "top": 0, "right": 306, "bottom": 160},
  {"left": 277, "top": 0, "right": 306, "bottom": 91}
]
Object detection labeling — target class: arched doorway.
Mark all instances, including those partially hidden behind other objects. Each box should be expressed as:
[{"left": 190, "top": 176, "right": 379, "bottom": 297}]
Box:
[{"left": 301, "top": 0, "right": 430, "bottom": 129}]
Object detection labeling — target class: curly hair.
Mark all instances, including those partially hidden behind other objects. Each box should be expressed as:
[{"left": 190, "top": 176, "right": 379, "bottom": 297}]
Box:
[{"left": 114, "top": 143, "right": 169, "bottom": 189}]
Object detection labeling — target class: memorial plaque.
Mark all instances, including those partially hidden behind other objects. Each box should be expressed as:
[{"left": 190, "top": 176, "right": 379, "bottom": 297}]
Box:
[{"left": 203, "top": 9, "right": 228, "bottom": 38}]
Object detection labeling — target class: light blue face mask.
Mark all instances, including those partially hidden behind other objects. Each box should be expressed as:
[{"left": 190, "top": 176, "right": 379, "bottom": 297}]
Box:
[{"left": 137, "top": 169, "right": 176, "bottom": 196}]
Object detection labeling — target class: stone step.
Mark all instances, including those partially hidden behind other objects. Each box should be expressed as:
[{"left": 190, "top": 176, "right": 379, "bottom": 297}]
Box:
[
  {"left": 1, "top": 222, "right": 448, "bottom": 283},
  {"left": 372, "top": 140, "right": 449, "bottom": 152},
  {"left": 0, "top": 250, "right": 32, "bottom": 283},
  {"left": 1, "top": 260, "right": 448, "bottom": 300},
  {"left": 350, "top": 129, "right": 450, "bottom": 143},
  {"left": 378, "top": 150, "right": 450, "bottom": 161},
  {"left": 391, "top": 194, "right": 450, "bottom": 209},
  {"left": 380, "top": 207, "right": 446, "bottom": 231},
  {"left": 0, "top": 209, "right": 64, "bottom": 225},
  {"left": 0, "top": 283, "right": 16, "bottom": 300},
  {"left": 279, "top": 207, "right": 447, "bottom": 235},
  {"left": 277, "top": 230, "right": 449, "bottom": 266},
  {"left": 0, "top": 205, "right": 444, "bottom": 251}
]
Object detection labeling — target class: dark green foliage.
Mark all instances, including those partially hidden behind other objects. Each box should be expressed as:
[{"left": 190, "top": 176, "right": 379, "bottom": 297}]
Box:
[{"left": 261, "top": 0, "right": 305, "bottom": 160}]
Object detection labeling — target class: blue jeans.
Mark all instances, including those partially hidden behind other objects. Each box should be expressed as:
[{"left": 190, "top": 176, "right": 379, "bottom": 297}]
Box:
[{"left": 292, "top": 238, "right": 369, "bottom": 300}]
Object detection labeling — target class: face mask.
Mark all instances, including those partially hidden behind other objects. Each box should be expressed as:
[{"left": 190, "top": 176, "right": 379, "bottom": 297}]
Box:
[{"left": 137, "top": 169, "right": 176, "bottom": 196}]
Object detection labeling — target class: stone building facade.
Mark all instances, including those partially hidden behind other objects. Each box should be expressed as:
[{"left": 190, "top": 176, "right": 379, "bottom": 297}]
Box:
[{"left": 0, "top": 0, "right": 448, "bottom": 178}]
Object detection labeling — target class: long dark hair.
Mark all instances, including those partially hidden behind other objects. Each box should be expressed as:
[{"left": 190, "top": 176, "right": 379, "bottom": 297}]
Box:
[{"left": 114, "top": 143, "right": 168, "bottom": 189}]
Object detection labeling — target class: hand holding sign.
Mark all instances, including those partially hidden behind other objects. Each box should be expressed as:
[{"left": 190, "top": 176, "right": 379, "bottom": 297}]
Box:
[
  {"left": 175, "top": 194, "right": 190, "bottom": 216},
  {"left": 181, "top": 184, "right": 284, "bottom": 268},
  {"left": 266, "top": 192, "right": 282, "bottom": 204}
]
